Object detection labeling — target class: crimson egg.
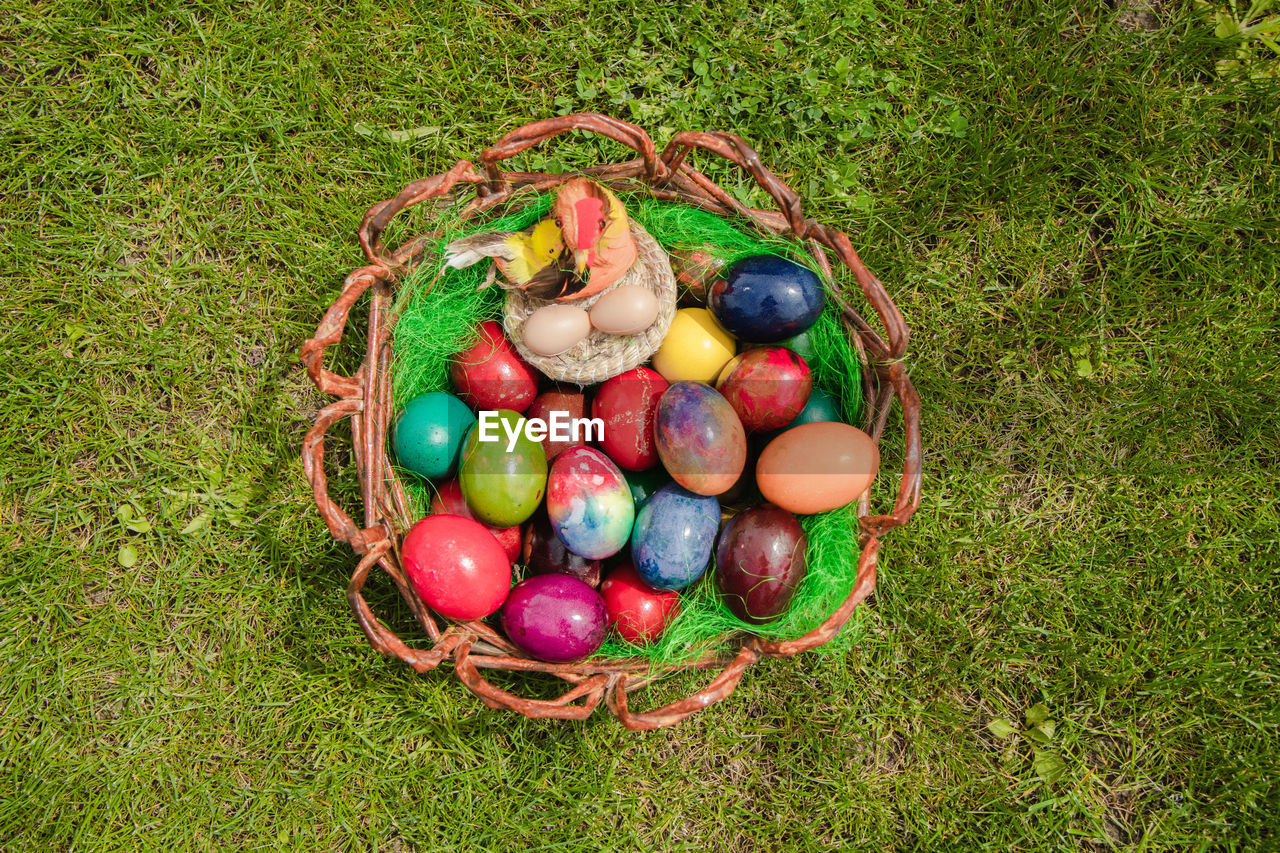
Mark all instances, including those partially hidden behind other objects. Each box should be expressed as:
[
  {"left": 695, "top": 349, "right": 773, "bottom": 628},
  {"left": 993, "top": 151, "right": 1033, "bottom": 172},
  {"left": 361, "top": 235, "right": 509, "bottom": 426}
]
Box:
[
  {"left": 401, "top": 514, "right": 511, "bottom": 621},
  {"left": 449, "top": 320, "right": 539, "bottom": 413}
]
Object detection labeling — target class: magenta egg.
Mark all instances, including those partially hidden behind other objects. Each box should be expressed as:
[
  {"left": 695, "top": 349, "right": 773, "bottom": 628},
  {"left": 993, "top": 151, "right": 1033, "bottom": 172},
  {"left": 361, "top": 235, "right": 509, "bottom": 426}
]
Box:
[
  {"left": 715, "top": 346, "right": 812, "bottom": 433},
  {"left": 654, "top": 381, "right": 747, "bottom": 496},
  {"left": 501, "top": 574, "right": 608, "bottom": 662}
]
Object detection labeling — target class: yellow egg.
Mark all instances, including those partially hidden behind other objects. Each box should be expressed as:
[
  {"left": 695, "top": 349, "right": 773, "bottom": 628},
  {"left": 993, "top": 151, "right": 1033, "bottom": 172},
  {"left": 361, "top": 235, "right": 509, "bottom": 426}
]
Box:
[
  {"left": 589, "top": 285, "right": 659, "bottom": 335},
  {"left": 651, "top": 308, "right": 736, "bottom": 383},
  {"left": 522, "top": 305, "right": 591, "bottom": 356}
]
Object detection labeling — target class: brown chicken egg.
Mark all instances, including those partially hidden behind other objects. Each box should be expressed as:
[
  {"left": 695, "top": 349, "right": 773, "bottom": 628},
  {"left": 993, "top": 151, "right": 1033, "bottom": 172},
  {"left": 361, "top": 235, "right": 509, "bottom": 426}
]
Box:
[
  {"left": 589, "top": 285, "right": 660, "bottom": 336},
  {"left": 755, "top": 422, "right": 879, "bottom": 514},
  {"left": 522, "top": 304, "right": 591, "bottom": 356}
]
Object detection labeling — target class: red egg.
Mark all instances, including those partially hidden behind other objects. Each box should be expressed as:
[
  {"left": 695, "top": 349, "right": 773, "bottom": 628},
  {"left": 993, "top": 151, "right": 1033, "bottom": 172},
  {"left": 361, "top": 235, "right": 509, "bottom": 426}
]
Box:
[
  {"left": 525, "top": 386, "right": 588, "bottom": 460},
  {"left": 715, "top": 346, "right": 813, "bottom": 433},
  {"left": 430, "top": 479, "right": 521, "bottom": 563},
  {"left": 401, "top": 514, "right": 511, "bottom": 621},
  {"left": 449, "top": 320, "right": 539, "bottom": 413},
  {"left": 600, "top": 561, "right": 681, "bottom": 644},
  {"left": 592, "top": 366, "right": 669, "bottom": 471}
]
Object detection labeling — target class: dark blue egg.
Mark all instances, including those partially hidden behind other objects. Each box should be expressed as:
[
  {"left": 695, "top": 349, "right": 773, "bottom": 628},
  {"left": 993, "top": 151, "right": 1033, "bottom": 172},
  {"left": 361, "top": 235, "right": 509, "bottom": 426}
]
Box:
[
  {"left": 709, "top": 255, "right": 825, "bottom": 343},
  {"left": 630, "top": 483, "right": 721, "bottom": 590}
]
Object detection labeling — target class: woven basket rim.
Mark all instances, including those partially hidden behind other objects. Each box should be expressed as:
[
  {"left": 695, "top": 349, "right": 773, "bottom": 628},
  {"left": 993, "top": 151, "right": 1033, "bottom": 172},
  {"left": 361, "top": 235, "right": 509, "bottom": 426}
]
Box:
[{"left": 299, "top": 113, "right": 922, "bottom": 730}]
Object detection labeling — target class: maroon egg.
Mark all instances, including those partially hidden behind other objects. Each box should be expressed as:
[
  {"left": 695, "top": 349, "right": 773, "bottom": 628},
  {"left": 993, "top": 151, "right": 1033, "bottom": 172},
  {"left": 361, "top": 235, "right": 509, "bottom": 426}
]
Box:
[
  {"left": 715, "top": 504, "right": 808, "bottom": 623},
  {"left": 592, "top": 366, "right": 669, "bottom": 471},
  {"left": 449, "top": 320, "right": 540, "bottom": 413},
  {"left": 501, "top": 574, "right": 608, "bottom": 662},
  {"left": 526, "top": 386, "right": 589, "bottom": 460},
  {"left": 715, "top": 346, "right": 812, "bottom": 433},
  {"left": 671, "top": 248, "right": 727, "bottom": 306},
  {"left": 521, "top": 508, "right": 602, "bottom": 588}
]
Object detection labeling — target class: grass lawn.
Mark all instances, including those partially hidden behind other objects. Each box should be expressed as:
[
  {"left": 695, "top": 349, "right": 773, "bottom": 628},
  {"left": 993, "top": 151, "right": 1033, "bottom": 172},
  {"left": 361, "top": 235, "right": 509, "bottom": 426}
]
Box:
[{"left": 3, "top": 0, "right": 1278, "bottom": 848}]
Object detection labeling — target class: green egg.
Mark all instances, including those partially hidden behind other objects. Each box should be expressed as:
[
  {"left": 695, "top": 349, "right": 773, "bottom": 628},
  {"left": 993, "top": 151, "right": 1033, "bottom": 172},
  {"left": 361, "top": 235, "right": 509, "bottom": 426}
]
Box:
[
  {"left": 393, "top": 392, "right": 477, "bottom": 480},
  {"left": 623, "top": 466, "right": 672, "bottom": 510},
  {"left": 778, "top": 330, "right": 816, "bottom": 361},
  {"left": 459, "top": 409, "right": 548, "bottom": 527}
]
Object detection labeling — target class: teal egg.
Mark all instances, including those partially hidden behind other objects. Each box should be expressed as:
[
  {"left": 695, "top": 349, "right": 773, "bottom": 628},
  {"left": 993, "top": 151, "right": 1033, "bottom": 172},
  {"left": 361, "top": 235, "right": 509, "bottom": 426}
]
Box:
[
  {"left": 393, "top": 392, "right": 477, "bottom": 480},
  {"left": 790, "top": 388, "right": 841, "bottom": 428}
]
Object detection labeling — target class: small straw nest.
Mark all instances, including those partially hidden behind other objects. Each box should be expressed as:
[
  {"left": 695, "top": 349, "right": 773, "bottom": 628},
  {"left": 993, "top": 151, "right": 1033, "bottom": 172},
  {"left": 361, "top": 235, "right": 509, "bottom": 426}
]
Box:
[{"left": 501, "top": 221, "right": 676, "bottom": 385}]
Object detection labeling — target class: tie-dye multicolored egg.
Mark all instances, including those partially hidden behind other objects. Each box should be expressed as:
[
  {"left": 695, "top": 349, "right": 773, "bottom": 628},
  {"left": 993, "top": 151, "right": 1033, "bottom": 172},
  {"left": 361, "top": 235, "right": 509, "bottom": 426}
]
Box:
[
  {"left": 630, "top": 483, "right": 721, "bottom": 590},
  {"left": 654, "top": 381, "right": 746, "bottom": 496},
  {"left": 546, "top": 447, "right": 635, "bottom": 560}
]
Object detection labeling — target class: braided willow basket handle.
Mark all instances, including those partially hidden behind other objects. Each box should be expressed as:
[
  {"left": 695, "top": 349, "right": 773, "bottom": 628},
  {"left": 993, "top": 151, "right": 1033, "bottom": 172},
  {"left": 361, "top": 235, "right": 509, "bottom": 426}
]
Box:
[{"left": 478, "top": 114, "right": 666, "bottom": 195}]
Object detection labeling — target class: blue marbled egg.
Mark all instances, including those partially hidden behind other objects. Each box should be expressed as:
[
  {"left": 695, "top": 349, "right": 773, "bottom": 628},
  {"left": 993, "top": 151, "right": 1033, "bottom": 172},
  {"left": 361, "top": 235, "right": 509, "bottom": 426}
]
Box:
[
  {"left": 630, "top": 483, "right": 721, "bottom": 590},
  {"left": 708, "top": 255, "right": 825, "bottom": 343}
]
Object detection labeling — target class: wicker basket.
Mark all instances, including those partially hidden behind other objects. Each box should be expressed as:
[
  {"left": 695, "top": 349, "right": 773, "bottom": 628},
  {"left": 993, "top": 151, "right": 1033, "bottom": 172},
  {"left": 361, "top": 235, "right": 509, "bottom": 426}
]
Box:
[{"left": 300, "top": 113, "right": 922, "bottom": 730}]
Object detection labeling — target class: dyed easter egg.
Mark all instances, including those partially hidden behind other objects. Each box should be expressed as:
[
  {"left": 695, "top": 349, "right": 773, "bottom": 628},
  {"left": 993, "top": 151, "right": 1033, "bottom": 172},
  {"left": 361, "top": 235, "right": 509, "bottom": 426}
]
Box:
[
  {"left": 630, "top": 483, "right": 721, "bottom": 590},
  {"left": 501, "top": 574, "right": 608, "bottom": 662},
  {"left": 651, "top": 308, "right": 736, "bottom": 383},
  {"left": 401, "top": 514, "right": 510, "bottom": 621},
  {"left": 789, "top": 387, "right": 841, "bottom": 428},
  {"left": 592, "top": 367, "right": 668, "bottom": 471},
  {"left": 459, "top": 410, "right": 547, "bottom": 527},
  {"left": 756, "top": 422, "right": 880, "bottom": 515},
  {"left": 523, "top": 509, "right": 602, "bottom": 587},
  {"left": 715, "top": 504, "right": 808, "bottom": 623},
  {"left": 546, "top": 447, "right": 634, "bottom": 560},
  {"left": 430, "top": 478, "right": 521, "bottom": 562},
  {"left": 715, "top": 346, "right": 813, "bottom": 433},
  {"left": 623, "top": 466, "right": 672, "bottom": 510},
  {"left": 671, "top": 248, "right": 727, "bottom": 306},
  {"left": 779, "top": 330, "right": 816, "bottom": 361},
  {"left": 655, "top": 381, "right": 747, "bottom": 496},
  {"left": 601, "top": 561, "right": 680, "bottom": 644},
  {"left": 449, "top": 320, "right": 539, "bottom": 413},
  {"left": 522, "top": 304, "right": 591, "bottom": 356},
  {"left": 709, "top": 256, "right": 825, "bottom": 343},
  {"left": 526, "top": 386, "right": 589, "bottom": 460},
  {"left": 716, "top": 439, "right": 764, "bottom": 509},
  {"left": 393, "top": 391, "right": 477, "bottom": 480},
  {"left": 589, "top": 285, "right": 660, "bottom": 336}
]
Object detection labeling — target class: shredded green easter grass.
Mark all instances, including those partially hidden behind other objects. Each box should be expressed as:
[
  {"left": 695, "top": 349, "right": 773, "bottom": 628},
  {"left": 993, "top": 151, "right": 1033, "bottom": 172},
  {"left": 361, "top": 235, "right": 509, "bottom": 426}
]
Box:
[{"left": 391, "top": 189, "right": 868, "bottom": 665}]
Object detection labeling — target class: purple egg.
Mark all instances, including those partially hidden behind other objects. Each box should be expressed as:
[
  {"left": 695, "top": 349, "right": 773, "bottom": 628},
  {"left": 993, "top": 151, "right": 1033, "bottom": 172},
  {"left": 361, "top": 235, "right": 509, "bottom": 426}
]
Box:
[{"left": 500, "top": 574, "right": 608, "bottom": 662}]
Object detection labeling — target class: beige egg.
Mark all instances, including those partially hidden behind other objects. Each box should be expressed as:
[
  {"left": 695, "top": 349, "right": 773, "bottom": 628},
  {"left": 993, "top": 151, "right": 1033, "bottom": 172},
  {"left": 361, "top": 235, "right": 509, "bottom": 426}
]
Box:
[
  {"left": 756, "top": 422, "right": 880, "bottom": 515},
  {"left": 589, "top": 285, "right": 660, "bottom": 336},
  {"left": 522, "top": 304, "right": 591, "bottom": 356}
]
